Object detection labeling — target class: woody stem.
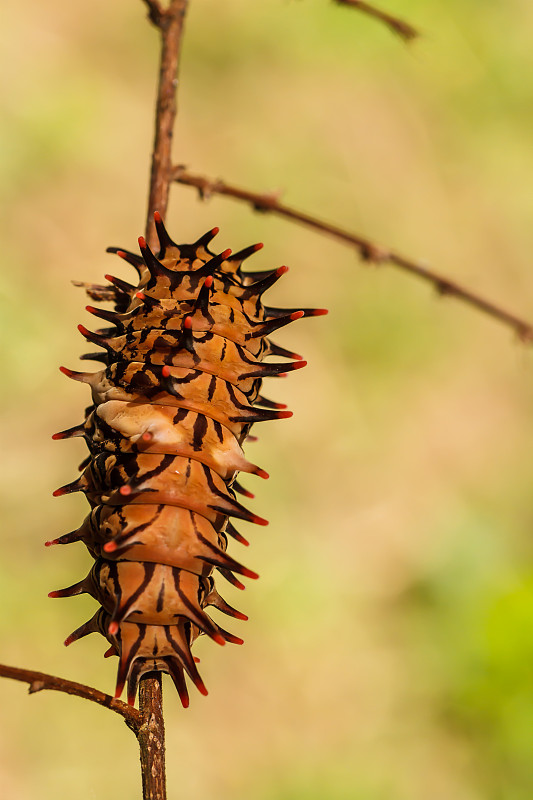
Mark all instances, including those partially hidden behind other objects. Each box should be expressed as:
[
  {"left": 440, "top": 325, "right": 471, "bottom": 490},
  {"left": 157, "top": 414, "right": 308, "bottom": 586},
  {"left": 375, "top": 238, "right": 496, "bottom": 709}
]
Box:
[{"left": 139, "top": 2, "right": 190, "bottom": 799}]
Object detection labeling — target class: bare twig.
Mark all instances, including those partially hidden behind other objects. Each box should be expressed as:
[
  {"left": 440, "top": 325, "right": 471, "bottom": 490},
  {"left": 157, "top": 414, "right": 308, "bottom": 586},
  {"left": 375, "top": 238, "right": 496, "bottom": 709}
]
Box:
[
  {"left": 334, "top": 0, "right": 419, "bottom": 41},
  {"left": 145, "top": 0, "right": 189, "bottom": 251},
  {"left": 138, "top": 676, "right": 167, "bottom": 800},
  {"left": 172, "top": 166, "right": 533, "bottom": 343},
  {"left": 0, "top": 663, "right": 141, "bottom": 733},
  {"left": 139, "top": 2, "right": 190, "bottom": 798}
]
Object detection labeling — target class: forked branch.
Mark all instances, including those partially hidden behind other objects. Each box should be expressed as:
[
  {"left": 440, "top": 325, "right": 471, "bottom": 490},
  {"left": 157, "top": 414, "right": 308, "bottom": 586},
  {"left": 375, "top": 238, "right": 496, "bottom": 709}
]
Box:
[{"left": 172, "top": 166, "right": 533, "bottom": 343}]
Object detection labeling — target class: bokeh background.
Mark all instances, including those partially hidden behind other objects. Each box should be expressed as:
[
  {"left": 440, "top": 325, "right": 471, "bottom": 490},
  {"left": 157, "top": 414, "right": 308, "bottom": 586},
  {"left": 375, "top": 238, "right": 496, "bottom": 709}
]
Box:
[{"left": 2, "top": 0, "right": 533, "bottom": 797}]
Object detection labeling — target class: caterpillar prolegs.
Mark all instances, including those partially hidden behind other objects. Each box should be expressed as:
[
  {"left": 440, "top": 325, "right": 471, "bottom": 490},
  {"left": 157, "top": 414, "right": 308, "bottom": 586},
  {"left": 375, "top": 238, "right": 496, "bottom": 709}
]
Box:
[{"left": 48, "top": 214, "right": 326, "bottom": 706}]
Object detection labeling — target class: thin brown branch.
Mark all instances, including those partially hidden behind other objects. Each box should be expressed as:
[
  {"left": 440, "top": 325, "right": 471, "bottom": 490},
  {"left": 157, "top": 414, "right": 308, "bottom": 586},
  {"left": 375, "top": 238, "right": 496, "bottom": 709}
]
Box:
[
  {"left": 145, "top": 0, "right": 189, "bottom": 250},
  {"left": 334, "top": 0, "right": 419, "bottom": 41},
  {"left": 138, "top": 675, "right": 167, "bottom": 800},
  {"left": 0, "top": 663, "right": 141, "bottom": 733},
  {"left": 172, "top": 166, "right": 533, "bottom": 343},
  {"left": 140, "top": 2, "right": 189, "bottom": 797}
]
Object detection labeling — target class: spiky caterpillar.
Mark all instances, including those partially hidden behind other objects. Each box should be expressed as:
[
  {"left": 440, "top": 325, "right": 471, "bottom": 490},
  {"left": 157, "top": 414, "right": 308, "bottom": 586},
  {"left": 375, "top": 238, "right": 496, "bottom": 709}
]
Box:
[{"left": 48, "top": 214, "right": 326, "bottom": 706}]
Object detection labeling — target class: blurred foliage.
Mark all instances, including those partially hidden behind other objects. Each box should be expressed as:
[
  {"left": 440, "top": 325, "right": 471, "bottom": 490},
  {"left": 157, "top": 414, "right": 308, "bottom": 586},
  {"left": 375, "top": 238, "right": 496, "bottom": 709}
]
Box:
[{"left": 2, "top": 0, "right": 533, "bottom": 798}]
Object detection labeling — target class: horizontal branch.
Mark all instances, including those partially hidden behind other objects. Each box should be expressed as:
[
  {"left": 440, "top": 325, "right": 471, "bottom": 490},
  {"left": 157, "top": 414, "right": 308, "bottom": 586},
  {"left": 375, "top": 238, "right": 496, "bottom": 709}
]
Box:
[
  {"left": 172, "top": 166, "right": 533, "bottom": 343},
  {"left": 0, "top": 663, "right": 142, "bottom": 733},
  {"left": 333, "top": 0, "right": 419, "bottom": 41}
]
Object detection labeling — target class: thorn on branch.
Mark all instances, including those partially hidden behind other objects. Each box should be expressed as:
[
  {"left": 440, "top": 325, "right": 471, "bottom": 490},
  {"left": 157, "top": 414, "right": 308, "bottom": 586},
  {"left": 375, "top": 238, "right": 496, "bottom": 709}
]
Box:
[
  {"left": 435, "top": 280, "right": 453, "bottom": 296},
  {"left": 253, "top": 190, "right": 283, "bottom": 213},
  {"left": 333, "top": 0, "right": 419, "bottom": 42},
  {"left": 360, "top": 242, "right": 390, "bottom": 263},
  {"left": 517, "top": 325, "right": 533, "bottom": 344},
  {"left": 172, "top": 165, "right": 221, "bottom": 202},
  {"left": 198, "top": 181, "right": 217, "bottom": 202}
]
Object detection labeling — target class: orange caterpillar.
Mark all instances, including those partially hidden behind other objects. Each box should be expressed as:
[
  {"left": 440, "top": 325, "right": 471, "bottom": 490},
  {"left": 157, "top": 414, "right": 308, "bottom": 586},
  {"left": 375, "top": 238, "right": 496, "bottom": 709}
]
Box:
[{"left": 48, "top": 214, "right": 326, "bottom": 706}]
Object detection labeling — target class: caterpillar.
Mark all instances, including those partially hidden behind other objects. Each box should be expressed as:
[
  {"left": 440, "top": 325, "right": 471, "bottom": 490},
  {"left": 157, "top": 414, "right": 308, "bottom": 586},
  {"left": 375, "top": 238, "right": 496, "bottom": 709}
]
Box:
[{"left": 47, "top": 213, "right": 326, "bottom": 706}]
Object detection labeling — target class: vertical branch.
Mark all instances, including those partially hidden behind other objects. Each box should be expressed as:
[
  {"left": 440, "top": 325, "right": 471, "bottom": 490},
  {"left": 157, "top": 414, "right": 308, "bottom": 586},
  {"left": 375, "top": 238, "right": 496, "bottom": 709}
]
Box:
[
  {"left": 139, "top": 2, "right": 189, "bottom": 799},
  {"left": 138, "top": 676, "right": 167, "bottom": 800},
  {"left": 145, "top": 0, "right": 189, "bottom": 249}
]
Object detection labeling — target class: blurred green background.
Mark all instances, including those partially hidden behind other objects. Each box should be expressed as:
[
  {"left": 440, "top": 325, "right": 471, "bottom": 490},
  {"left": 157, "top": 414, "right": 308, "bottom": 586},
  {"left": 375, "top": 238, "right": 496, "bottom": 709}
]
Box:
[{"left": 2, "top": 0, "right": 533, "bottom": 797}]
